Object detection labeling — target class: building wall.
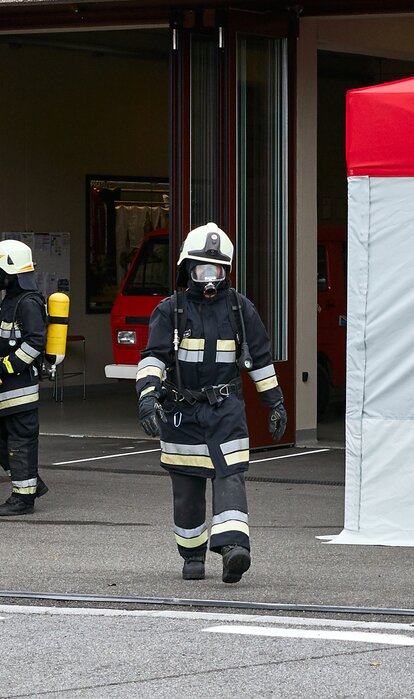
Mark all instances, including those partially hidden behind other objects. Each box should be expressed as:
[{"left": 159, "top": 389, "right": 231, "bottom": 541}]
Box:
[
  {"left": 0, "top": 38, "right": 168, "bottom": 386},
  {"left": 3, "top": 14, "right": 414, "bottom": 432}
]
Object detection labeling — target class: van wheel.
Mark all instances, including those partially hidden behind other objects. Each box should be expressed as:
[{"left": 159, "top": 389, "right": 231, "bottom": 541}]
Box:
[{"left": 317, "top": 363, "right": 330, "bottom": 421}]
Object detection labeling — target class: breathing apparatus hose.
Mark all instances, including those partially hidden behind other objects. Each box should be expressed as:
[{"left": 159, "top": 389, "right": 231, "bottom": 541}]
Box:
[
  {"left": 173, "top": 291, "right": 184, "bottom": 394},
  {"left": 232, "top": 290, "right": 253, "bottom": 371}
]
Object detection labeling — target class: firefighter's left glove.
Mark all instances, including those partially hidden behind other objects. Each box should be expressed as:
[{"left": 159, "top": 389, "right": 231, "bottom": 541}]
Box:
[
  {"left": 138, "top": 394, "right": 167, "bottom": 437},
  {"left": 268, "top": 401, "right": 287, "bottom": 441}
]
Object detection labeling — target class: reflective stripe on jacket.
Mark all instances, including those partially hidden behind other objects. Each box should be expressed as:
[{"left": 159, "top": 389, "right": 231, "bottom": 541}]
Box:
[
  {"left": 136, "top": 288, "right": 280, "bottom": 406},
  {"left": 0, "top": 291, "right": 46, "bottom": 415}
]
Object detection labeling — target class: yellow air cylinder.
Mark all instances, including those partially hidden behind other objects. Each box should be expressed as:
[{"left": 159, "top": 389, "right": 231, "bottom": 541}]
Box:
[{"left": 45, "top": 292, "right": 70, "bottom": 367}]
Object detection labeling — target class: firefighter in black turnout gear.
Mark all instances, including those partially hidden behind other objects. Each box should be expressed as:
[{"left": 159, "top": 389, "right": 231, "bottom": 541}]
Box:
[
  {"left": 137, "top": 223, "right": 287, "bottom": 583},
  {"left": 0, "top": 240, "right": 48, "bottom": 516}
]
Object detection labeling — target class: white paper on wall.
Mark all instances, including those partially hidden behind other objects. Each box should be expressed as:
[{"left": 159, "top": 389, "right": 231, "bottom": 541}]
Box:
[{"left": 1, "top": 232, "right": 70, "bottom": 297}]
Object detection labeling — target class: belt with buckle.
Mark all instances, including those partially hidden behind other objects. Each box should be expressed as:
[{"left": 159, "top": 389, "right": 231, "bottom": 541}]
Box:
[{"left": 164, "top": 378, "right": 242, "bottom": 406}]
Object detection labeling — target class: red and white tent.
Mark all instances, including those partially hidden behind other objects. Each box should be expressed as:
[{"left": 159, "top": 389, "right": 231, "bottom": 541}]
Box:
[{"left": 323, "top": 77, "right": 414, "bottom": 546}]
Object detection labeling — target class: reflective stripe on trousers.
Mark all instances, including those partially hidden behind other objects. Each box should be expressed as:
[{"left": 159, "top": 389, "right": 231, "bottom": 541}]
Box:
[
  {"left": 170, "top": 471, "right": 249, "bottom": 558},
  {"left": 159, "top": 394, "right": 249, "bottom": 479}
]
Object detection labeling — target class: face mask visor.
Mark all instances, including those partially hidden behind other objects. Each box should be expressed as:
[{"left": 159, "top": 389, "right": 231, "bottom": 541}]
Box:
[
  {"left": 190, "top": 264, "right": 227, "bottom": 297},
  {"left": 190, "top": 264, "right": 226, "bottom": 284}
]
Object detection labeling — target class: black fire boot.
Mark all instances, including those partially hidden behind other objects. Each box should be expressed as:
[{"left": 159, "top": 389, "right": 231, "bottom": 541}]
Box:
[
  {"left": 221, "top": 545, "right": 251, "bottom": 583},
  {"left": 0, "top": 495, "right": 35, "bottom": 516},
  {"left": 36, "top": 477, "right": 49, "bottom": 498},
  {"left": 182, "top": 555, "right": 206, "bottom": 580}
]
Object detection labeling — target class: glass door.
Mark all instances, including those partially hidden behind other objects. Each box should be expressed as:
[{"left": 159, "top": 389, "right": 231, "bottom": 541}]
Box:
[
  {"left": 169, "top": 18, "right": 227, "bottom": 263},
  {"left": 190, "top": 33, "right": 221, "bottom": 227},
  {"left": 236, "top": 36, "right": 288, "bottom": 360},
  {"left": 229, "top": 17, "right": 295, "bottom": 446},
  {"left": 170, "top": 10, "right": 295, "bottom": 446}
]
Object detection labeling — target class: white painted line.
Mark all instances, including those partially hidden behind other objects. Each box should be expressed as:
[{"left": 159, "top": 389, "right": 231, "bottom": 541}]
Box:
[
  {"left": 53, "top": 447, "right": 328, "bottom": 466},
  {"left": 0, "top": 607, "right": 413, "bottom": 633},
  {"left": 203, "top": 625, "right": 414, "bottom": 646},
  {"left": 53, "top": 448, "right": 161, "bottom": 465},
  {"left": 250, "top": 448, "right": 329, "bottom": 464}
]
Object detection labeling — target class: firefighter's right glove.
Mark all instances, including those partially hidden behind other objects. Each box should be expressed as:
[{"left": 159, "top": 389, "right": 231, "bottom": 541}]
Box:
[
  {"left": 268, "top": 401, "right": 287, "bottom": 442},
  {"left": 138, "top": 394, "right": 167, "bottom": 437}
]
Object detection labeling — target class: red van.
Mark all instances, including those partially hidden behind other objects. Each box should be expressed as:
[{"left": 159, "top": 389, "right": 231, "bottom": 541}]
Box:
[{"left": 104, "top": 228, "right": 169, "bottom": 380}]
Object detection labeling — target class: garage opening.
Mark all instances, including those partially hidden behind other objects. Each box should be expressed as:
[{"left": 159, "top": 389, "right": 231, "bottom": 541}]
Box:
[{"left": 0, "top": 27, "right": 169, "bottom": 385}]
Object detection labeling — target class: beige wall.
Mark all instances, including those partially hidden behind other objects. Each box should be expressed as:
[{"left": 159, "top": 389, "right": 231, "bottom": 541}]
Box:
[
  {"left": 295, "top": 14, "right": 414, "bottom": 440},
  {"left": 0, "top": 37, "right": 168, "bottom": 386},
  {"left": 317, "top": 16, "right": 414, "bottom": 61}
]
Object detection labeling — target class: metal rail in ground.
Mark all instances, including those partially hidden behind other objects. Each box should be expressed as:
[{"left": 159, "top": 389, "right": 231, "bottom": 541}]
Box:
[{"left": 0, "top": 591, "right": 413, "bottom": 617}]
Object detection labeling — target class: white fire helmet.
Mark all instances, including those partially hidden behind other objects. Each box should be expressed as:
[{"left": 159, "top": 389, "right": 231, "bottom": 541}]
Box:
[
  {"left": 176, "top": 222, "right": 233, "bottom": 287},
  {"left": 0, "top": 239, "right": 36, "bottom": 290},
  {"left": 0, "top": 239, "right": 34, "bottom": 275}
]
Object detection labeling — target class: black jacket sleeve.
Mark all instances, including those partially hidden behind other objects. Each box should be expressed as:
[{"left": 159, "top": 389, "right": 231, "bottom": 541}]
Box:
[
  {"left": 242, "top": 296, "right": 284, "bottom": 407},
  {"left": 135, "top": 298, "right": 174, "bottom": 400}
]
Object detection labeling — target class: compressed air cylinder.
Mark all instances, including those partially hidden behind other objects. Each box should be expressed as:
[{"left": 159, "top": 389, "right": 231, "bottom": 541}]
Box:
[{"left": 45, "top": 292, "right": 70, "bottom": 366}]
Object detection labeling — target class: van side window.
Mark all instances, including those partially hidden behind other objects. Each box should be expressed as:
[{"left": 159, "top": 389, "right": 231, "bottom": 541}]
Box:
[
  {"left": 123, "top": 237, "right": 169, "bottom": 296},
  {"left": 318, "top": 244, "right": 328, "bottom": 291}
]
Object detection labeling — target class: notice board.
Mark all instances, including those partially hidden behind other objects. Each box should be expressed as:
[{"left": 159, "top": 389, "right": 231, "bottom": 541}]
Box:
[{"left": 1, "top": 232, "right": 70, "bottom": 298}]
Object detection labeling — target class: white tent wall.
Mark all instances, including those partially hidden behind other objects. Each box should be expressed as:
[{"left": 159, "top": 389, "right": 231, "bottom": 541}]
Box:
[{"left": 323, "top": 175, "right": 414, "bottom": 546}]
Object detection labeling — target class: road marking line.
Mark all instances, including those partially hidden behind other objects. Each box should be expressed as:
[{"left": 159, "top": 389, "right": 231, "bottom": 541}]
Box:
[
  {"left": 0, "top": 607, "right": 413, "bottom": 633},
  {"left": 52, "top": 447, "right": 329, "bottom": 466},
  {"left": 250, "top": 449, "right": 329, "bottom": 464},
  {"left": 203, "top": 624, "right": 414, "bottom": 645},
  {"left": 53, "top": 448, "right": 161, "bottom": 465}
]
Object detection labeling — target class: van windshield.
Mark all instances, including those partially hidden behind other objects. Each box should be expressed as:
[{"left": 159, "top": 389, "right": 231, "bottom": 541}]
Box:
[{"left": 123, "top": 235, "right": 169, "bottom": 296}]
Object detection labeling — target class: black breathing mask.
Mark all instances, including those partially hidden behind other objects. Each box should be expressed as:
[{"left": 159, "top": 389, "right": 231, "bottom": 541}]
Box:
[{"left": 190, "top": 263, "right": 227, "bottom": 298}]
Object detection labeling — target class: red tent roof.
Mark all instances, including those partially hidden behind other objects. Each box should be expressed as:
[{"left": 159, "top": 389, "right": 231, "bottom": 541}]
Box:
[{"left": 346, "top": 76, "right": 414, "bottom": 177}]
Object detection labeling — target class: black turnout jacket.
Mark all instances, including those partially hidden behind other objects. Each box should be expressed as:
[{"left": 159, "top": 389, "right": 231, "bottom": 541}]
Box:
[
  {"left": 136, "top": 287, "right": 281, "bottom": 406},
  {"left": 0, "top": 284, "right": 46, "bottom": 416}
]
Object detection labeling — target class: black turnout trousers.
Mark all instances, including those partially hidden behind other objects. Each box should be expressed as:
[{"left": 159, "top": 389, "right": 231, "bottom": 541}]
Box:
[
  {"left": 171, "top": 470, "right": 249, "bottom": 559},
  {"left": 0, "top": 409, "right": 39, "bottom": 502}
]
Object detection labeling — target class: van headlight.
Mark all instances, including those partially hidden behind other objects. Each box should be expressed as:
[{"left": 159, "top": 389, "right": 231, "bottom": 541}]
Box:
[{"left": 117, "top": 330, "right": 136, "bottom": 345}]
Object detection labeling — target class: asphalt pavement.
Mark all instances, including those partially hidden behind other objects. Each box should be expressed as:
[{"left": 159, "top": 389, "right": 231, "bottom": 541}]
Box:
[
  {"left": 0, "top": 431, "right": 411, "bottom": 612},
  {"left": 1, "top": 605, "right": 414, "bottom": 698},
  {"left": 0, "top": 389, "right": 413, "bottom": 698}
]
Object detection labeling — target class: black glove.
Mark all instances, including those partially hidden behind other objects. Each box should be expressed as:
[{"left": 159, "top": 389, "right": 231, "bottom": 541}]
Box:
[
  {"left": 138, "top": 395, "right": 167, "bottom": 437},
  {"left": 268, "top": 401, "right": 287, "bottom": 441}
]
